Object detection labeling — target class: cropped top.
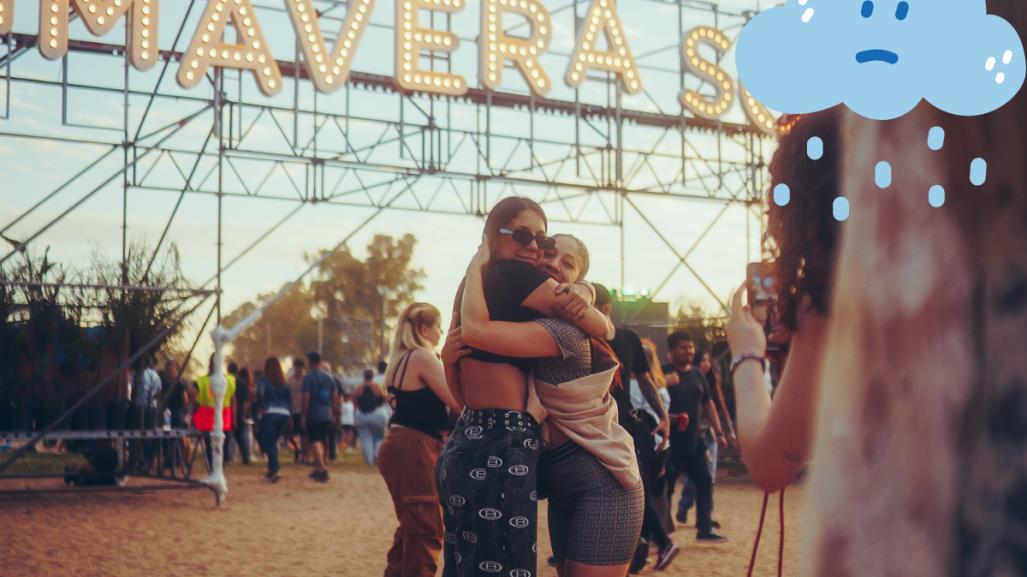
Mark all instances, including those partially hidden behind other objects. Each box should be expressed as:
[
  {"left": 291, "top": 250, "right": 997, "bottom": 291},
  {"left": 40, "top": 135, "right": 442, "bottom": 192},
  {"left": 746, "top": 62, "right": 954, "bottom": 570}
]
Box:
[
  {"left": 388, "top": 351, "right": 449, "bottom": 440},
  {"left": 465, "top": 260, "right": 551, "bottom": 372}
]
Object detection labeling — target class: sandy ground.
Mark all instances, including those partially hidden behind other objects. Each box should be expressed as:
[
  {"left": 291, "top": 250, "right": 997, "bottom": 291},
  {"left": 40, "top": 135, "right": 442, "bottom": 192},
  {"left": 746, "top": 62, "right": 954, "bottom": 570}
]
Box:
[{"left": 0, "top": 456, "right": 802, "bottom": 577}]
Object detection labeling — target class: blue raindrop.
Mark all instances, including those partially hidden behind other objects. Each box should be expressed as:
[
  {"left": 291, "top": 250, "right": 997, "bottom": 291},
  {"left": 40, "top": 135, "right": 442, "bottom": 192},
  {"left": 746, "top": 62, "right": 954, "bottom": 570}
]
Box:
[
  {"left": 807, "top": 136, "right": 824, "bottom": 160},
  {"left": 928, "top": 185, "right": 945, "bottom": 208},
  {"left": 875, "top": 161, "right": 892, "bottom": 188},
  {"left": 970, "top": 158, "right": 987, "bottom": 186},
  {"left": 773, "top": 183, "right": 791, "bottom": 206},
  {"left": 927, "top": 126, "right": 945, "bottom": 151},
  {"left": 833, "top": 197, "right": 850, "bottom": 221}
]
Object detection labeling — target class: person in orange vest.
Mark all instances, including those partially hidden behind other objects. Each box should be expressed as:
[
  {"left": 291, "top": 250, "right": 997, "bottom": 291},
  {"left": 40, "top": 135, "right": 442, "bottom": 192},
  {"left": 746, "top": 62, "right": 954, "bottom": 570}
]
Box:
[{"left": 193, "top": 355, "right": 236, "bottom": 471}]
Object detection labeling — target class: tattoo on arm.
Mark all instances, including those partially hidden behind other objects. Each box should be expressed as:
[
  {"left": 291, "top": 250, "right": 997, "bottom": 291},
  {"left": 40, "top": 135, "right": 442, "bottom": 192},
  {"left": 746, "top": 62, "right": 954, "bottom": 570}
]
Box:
[{"left": 636, "top": 374, "right": 667, "bottom": 420}]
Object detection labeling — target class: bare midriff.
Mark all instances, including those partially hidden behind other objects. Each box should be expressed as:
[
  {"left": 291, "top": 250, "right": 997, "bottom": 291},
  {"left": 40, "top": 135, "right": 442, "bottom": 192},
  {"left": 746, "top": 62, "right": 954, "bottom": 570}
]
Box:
[{"left": 458, "top": 358, "right": 529, "bottom": 412}]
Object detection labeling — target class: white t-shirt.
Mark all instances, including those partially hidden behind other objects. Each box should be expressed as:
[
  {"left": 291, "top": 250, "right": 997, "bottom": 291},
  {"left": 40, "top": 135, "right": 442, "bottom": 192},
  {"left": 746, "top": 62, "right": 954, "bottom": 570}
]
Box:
[{"left": 341, "top": 400, "right": 355, "bottom": 426}]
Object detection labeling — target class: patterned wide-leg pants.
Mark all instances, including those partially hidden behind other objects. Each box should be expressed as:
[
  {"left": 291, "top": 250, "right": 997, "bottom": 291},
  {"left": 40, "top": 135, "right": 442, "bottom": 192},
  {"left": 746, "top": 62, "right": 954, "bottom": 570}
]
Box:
[{"left": 436, "top": 409, "right": 541, "bottom": 577}]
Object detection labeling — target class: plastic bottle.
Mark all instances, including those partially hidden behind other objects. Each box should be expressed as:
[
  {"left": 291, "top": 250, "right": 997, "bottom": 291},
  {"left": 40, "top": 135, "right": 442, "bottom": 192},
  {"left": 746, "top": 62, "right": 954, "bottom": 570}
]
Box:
[{"left": 162, "top": 408, "right": 172, "bottom": 431}]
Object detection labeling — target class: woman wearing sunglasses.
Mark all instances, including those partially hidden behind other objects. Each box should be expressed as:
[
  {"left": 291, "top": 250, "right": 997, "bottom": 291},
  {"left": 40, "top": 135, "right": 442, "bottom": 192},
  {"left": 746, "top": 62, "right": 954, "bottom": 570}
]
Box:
[
  {"left": 459, "top": 234, "right": 643, "bottom": 577},
  {"left": 437, "top": 197, "right": 613, "bottom": 577}
]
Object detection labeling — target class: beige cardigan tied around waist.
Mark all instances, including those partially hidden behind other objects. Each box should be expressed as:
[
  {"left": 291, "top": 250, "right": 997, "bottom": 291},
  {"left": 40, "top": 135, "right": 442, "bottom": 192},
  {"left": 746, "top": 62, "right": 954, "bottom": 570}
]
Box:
[{"left": 528, "top": 366, "right": 641, "bottom": 490}]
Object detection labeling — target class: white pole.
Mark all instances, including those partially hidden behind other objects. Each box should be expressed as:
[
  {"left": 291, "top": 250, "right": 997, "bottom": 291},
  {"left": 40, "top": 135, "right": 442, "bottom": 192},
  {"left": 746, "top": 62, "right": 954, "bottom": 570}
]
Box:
[{"left": 204, "top": 325, "right": 230, "bottom": 504}]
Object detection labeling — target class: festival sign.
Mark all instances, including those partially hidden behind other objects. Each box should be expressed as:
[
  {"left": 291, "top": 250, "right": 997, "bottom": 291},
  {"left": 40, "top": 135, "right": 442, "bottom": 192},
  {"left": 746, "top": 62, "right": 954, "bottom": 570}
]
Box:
[{"left": 6, "top": 0, "right": 780, "bottom": 134}]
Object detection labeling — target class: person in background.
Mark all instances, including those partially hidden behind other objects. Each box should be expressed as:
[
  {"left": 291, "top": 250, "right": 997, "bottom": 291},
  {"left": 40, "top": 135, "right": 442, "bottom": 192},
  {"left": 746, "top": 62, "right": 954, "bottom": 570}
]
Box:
[
  {"left": 160, "top": 360, "right": 190, "bottom": 474},
  {"left": 340, "top": 392, "right": 356, "bottom": 452},
  {"left": 662, "top": 331, "right": 728, "bottom": 542},
  {"left": 287, "top": 357, "right": 307, "bottom": 463},
  {"left": 378, "top": 303, "right": 463, "bottom": 577},
  {"left": 193, "top": 355, "right": 236, "bottom": 471},
  {"left": 257, "top": 357, "right": 292, "bottom": 483},
  {"left": 301, "top": 351, "right": 339, "bottom": 482},
  {"left": 592, "top": 283, "right": 678, "bottom": 573},
  {"left": 675, "top": 349, "right": 735, "bottom": 527},
  {"left": 353, "top": 369, "right": 389, "bottom": 466},
  {"left": 132, "top": 363, "right": 162, "bottom": 472},
  {"left": 234, "top": 366, "right": 253, "bottom": 465},
  {"left": 321, "top": 361, "right": 343, "bottom": 462},
  {"left": 636, "top": 338, "right": 675, "bottom": 539}
]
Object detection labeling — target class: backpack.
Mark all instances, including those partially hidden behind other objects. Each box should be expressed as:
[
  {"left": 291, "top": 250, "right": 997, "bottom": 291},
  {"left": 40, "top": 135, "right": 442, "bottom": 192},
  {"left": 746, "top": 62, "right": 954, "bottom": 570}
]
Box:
[
  {"left": 357, "top": 384, "right": 383, "bottom": 413},
  {"left": 312, "top": 373, "right": 332, "bottom": 404}
]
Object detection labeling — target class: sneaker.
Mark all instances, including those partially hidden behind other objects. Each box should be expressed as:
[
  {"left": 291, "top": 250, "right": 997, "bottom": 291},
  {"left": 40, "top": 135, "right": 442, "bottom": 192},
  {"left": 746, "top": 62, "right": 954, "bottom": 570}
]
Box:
[
  {"left": 696, "top": 531, "right": 728, "bottom": 543},
  {"left": 711, "top": 520, "right": 721, "bottom": 529},
  {"left": 675, "top": 509, "right": 688, "bottom": 524},
  {"left": 654, "top": 542, "right": 680, "bottom": 571},
  {"left": 628, "top": 540, "right": 648, "bottom": 574},
  {"left": 268, "top": 472, "right": 281, "bottom": 483},
  {"left": 312, "top": 470, "right": 329, "bottom": 483}
]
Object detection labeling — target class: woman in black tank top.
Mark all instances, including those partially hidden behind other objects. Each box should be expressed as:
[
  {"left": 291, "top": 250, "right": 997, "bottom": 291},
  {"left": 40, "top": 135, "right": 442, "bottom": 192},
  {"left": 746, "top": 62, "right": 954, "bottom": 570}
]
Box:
[{"left": 377, "top": 302, "right": 462, "bottom": 577}]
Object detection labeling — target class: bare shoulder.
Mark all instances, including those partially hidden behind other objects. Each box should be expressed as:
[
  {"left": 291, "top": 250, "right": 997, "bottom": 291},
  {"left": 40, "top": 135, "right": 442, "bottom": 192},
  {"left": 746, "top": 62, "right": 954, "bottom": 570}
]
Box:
[{"left": 409, "top": 348, "right": 443, "bottom": 369}]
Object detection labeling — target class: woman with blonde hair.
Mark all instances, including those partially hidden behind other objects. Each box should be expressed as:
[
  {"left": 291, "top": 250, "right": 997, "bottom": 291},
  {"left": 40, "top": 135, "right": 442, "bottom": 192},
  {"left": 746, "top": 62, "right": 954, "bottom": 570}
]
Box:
[{"left": 378, "top": 302, "right": 463, "bottom": 577}]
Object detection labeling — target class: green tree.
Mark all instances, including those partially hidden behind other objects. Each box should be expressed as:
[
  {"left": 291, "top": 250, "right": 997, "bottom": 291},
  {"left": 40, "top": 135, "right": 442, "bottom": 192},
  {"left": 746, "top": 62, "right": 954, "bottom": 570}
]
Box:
[
  {"left": 311, "top": 233, "right": 425, "bottom": 370},
  {"left": 224, "top": 234, "right": 425, "bottom": 372},
  {"left": 223, "top": 283, "right": 317, "bottom": 370}
]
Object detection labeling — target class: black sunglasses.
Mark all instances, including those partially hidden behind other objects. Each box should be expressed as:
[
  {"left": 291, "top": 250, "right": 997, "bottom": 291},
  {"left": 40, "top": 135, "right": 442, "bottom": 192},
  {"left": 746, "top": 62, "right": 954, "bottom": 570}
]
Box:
[{"left": 499, "top": 227, "right": 555, "bottom": 250}]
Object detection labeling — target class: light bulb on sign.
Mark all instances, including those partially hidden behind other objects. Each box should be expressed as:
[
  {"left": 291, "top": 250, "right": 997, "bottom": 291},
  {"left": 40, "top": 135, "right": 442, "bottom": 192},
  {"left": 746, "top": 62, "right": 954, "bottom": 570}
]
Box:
[
  {"left": 680, "top": 26, "right": 735, "bottom": 119},
  {"left": 479, "top": 0, "right": 552, "bottom": 95},
  {"left": 177, "top": 0, "right": 282, "bottom": 96},
  {"left": 38, "top": 0, "right": 160, "bottom": 70},
  {"left": 563, "top": 0, "right": 642, "bottom": 94},
  {"left": 395, "top": 0, "right": 468, "bottom": 96},
  {"left": 285, "top": 0, "right": 376, "bottom": 94}
]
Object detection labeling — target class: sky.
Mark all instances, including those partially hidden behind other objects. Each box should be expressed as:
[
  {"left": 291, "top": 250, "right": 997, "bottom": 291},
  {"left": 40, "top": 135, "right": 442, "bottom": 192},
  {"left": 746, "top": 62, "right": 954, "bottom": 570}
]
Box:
[{"left": 0, "top": 0, "right": 775, "bottom": 366}]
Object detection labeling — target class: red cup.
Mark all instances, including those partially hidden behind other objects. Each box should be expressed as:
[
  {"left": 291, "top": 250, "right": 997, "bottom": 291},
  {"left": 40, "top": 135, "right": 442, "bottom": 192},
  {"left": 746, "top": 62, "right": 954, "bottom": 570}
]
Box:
[{"left": 676, "top": 413, "right": 690, "bottom": 431}]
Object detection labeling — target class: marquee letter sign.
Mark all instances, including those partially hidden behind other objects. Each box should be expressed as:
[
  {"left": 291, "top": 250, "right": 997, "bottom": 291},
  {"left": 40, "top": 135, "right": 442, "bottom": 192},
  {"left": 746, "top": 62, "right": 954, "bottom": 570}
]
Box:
[
  {"left": 480, "top": 0, "right": 552, "bottom": 96},
  {"left": 681, "top": 26, "right": 734, "bottom": 119},
  {"left": 177, "top": 0, "right": 282, "bottom": 96},
  {"left": 38, "top": 0, "right": 159, "bottom": 69},
  {"left": 395, "top": 0, "right": 468, "bottom": 96},
  {"left": 285, "top": 0, "right": 375, "bottom": 93},
  {"left": 564, "top": 0, "right": 642, "bottom": 94},
  {"left": 14, "top": 0, "right": 780, "bottom": 133}
]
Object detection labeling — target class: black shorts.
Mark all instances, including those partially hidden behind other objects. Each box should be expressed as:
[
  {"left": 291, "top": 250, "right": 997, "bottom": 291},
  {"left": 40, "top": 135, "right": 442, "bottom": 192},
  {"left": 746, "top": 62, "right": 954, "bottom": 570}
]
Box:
[
  {"left": 292, "top": 413, "right": 302, "bottom": 433},
  {"left": 306, "top": 421, "right": 331, "bottom": 443}
]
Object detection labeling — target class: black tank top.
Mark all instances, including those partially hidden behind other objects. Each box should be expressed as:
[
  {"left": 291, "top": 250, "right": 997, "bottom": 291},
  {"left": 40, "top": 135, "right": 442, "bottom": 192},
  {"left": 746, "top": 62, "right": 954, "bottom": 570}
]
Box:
[{"left": 388, "top": 351, "right": 448, "bottom": 440}]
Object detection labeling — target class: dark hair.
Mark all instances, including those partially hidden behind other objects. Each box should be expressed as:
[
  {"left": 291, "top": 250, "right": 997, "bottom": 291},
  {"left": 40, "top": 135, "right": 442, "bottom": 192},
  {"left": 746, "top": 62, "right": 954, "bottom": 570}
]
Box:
[
  {"left": 227, "top": 362, "right": 239, "bottom": 375},
  {"left": 766, "top": 108, "right": 842, "bottom": 331},
  {"left": 667, "top": 331, "right": 693, "bottom": 349},
  {"left": 483, "top": 196, "right": 548, "bottom": 252},
  {"left": 376, "top": 360, "right": 387, "bottom": 374},
  {"left": 238, "top": 367, "right": 252, "bottom": 385},
  {"left": 593, "top": 282, "right": 611, "bottom": 309},
  {"left": 293, "top": 358, "right": 306, "bottom": 369},
  {"left": 453, "top": 197, "right": 550, "bottom": 323},
  {"left": 363, "top": 369, "right": 375, "bottom": 381},
  {"left": 263, "top": 357, "right": 286, "bottom": 386},
  {"left": 306, "top": 351, "right": 321, "bottom": 365},
  {"left": 693, "top": 349, "right": 711, "bottom": 372}
]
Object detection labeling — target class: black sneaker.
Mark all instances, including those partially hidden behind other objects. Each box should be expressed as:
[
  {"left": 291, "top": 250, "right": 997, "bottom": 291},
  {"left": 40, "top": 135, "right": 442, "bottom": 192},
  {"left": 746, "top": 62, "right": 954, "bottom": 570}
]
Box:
[
  {"left": 628, "top": 540, "right": 648, "bottom": 574},
  {"left": 711, "top": 520, "right": 721, "bottom": 529},
  {"left": 312, "top": 470, "right": 329, "bottom": 483},
  {"left": 654, "top": 542, "right": 680, "bottom": 571},
  {"left": 696, "top": 531, "right": 728, "bottom": 543},
  {"left": 675, "top": 509, "right": 688, "bottom": 524}
]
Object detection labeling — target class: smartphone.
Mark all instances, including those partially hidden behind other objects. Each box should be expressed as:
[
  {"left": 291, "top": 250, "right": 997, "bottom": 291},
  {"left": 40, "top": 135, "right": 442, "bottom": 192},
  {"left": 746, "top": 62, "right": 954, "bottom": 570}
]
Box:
[{"left": 746, "top": 262, "right": 777, "bottom": 305}]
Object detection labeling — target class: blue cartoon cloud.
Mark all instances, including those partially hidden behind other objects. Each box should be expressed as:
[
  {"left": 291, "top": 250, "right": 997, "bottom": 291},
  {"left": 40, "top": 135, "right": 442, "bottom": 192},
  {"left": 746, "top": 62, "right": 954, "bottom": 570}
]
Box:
[{"left": 736, "top": 0, "right": 1026, "bottom": 120}]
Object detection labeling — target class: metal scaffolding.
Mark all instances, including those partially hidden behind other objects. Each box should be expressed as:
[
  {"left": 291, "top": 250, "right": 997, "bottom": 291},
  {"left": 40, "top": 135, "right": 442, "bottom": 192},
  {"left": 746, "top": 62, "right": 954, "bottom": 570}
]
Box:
[{"left": 1, "top": 0, "right": 771, "bottom": 342}]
